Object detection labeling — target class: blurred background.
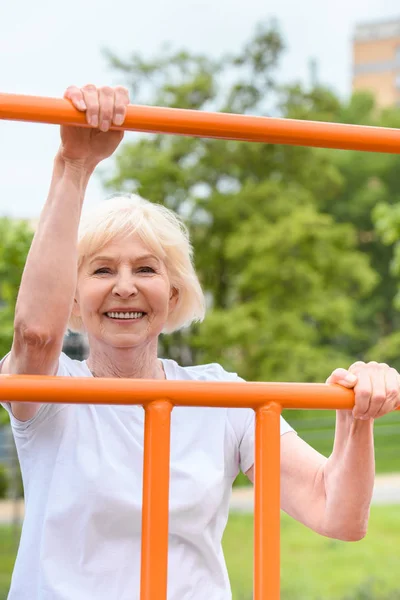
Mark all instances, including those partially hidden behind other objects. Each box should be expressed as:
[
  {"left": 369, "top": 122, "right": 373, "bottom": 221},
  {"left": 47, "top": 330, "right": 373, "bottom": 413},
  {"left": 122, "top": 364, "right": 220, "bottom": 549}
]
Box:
[{"left": 2, "top": 1, "right": 400, "bottom": 598}]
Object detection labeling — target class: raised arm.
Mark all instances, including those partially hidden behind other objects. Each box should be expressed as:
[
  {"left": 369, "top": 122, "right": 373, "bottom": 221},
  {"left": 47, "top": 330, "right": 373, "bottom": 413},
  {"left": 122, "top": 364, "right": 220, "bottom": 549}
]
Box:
[{"left": 1, "top": 84, "right": 129, "bottom": 421}]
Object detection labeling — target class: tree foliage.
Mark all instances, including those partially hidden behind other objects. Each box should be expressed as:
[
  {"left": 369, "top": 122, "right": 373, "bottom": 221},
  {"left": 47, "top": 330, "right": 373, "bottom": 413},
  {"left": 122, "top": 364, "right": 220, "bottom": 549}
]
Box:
[
  {"left": 0, "top": 219, "right": 33, "bottom": 358},
  {"left": 104, "top": 21, "right": 396, "bottom": 383}
]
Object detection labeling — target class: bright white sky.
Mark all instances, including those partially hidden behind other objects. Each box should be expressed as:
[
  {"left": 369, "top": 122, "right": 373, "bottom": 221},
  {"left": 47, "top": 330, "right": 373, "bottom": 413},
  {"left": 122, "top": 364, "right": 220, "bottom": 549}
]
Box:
[{"left": 1, "top": 0, "right": 399, "bottom": 219}]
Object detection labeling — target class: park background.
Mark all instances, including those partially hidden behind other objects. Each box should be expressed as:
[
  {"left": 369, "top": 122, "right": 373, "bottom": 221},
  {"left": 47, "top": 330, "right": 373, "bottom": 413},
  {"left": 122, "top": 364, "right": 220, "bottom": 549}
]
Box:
[{"left": 2, "top": 1, "right": 400, "bottom": 598}]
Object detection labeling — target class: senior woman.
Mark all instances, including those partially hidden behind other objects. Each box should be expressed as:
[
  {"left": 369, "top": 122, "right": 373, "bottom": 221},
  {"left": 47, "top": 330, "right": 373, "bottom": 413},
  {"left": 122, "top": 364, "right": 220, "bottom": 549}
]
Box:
[{"left": 1, "top": 84, "right": 400, "bottom": 600}]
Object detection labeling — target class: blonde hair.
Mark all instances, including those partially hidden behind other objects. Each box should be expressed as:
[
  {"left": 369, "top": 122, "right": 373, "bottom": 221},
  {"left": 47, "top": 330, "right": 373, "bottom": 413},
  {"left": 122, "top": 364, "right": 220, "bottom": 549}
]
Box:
[{"left": 68, "top": 194, "right": 206, "bottom": 334}]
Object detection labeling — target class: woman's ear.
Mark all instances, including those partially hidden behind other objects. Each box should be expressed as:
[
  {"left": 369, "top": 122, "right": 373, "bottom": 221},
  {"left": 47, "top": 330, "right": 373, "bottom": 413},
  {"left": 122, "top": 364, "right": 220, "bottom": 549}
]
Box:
[
  {"left": 168, "top": 287, "right": 179, "bottom": 313},
  {"left": 72, "top": 297, "right": 81, "bottom": 318}
]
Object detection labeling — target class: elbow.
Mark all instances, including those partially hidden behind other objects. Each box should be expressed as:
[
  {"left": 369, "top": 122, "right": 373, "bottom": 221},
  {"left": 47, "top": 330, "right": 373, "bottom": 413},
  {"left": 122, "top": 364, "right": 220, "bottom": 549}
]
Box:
[
  {"left": 14, "top": 322, "right": 57, "bottom": 350},
  {"left": 14, "top": 306, "right": 68, "bottom": 346},
  {"left": 322, "top": 522, "right": 368, "bottom": 542},
  {"left": 333, "top": 528, "right": 367, "bottom": 542},
  {"left": 317, "top": 509, "right": 369, "bottom": 541},
  {"left": 12, "top": 324, "right": 62, "bottom": 375}
]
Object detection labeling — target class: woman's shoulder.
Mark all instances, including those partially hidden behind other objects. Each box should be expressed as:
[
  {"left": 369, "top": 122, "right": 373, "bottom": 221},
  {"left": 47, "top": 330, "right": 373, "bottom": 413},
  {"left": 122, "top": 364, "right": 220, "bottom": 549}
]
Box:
[
  {"left": 162, "top": 358, "right": 245, "bottom": 383},
  {"left": 57, "top": 352, "right": 91, "bottom": 377}
]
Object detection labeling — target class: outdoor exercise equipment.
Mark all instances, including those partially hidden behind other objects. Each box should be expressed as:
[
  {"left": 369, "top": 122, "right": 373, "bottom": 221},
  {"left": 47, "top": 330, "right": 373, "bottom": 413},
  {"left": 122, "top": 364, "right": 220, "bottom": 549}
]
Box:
[{"left": 1, "top": 92, "right": 399, "bottom": 600}]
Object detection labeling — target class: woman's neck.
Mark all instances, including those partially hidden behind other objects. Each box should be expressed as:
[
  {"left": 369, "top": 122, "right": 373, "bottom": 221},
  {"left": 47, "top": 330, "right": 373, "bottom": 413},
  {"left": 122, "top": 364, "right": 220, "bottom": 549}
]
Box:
[{"left": 85, "top": 340, "right": 165, "bottom": 380}]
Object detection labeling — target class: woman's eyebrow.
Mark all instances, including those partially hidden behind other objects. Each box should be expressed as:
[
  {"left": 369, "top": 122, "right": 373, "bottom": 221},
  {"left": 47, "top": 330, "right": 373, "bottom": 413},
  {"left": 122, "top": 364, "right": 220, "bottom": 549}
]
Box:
[
  {"left": 134, "top": 253, "right": 160, "bottom": 263},
  {"left": 89, "top": 255, "right": 114, "bottom": 265},
  {"left": 89, "top": 253, "right": 160, "bottom": 265}
]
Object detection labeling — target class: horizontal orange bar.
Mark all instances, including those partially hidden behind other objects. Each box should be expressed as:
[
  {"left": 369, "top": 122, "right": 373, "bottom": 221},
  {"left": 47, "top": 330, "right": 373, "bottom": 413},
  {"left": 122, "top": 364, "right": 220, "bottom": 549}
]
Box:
[
  {"left": 1, "top": 93, "right": 400, "bottom": 153},
  {"left": 0, "top": 374, "right": 355, "bottom": 409}
]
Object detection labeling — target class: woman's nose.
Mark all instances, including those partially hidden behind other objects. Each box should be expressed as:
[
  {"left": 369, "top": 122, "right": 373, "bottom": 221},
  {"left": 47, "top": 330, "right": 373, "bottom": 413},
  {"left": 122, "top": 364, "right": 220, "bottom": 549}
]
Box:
[{"left": 112, "top": 274, "right": 138, "bottom": 298}]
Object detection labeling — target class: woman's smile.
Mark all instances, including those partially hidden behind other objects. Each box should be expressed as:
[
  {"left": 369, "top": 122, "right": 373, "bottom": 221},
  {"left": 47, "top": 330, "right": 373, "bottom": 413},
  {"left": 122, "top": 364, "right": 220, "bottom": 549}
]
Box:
[{"left": 104, "top": 310, "right": 146, "bottom": 322}]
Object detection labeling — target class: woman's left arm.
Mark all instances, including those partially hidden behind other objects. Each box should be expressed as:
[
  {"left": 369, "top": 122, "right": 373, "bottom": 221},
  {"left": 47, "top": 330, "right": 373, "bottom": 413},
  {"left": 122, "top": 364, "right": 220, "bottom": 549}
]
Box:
[{"left": 246, "top": 361, "right": 400, "bottom": 541}]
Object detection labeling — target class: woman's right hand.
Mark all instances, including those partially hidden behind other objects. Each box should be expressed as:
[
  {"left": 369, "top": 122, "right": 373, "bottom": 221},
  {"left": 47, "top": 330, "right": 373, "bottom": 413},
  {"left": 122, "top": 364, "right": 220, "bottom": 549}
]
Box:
[{"left": 58, "top": 84, "right": 130, "bottom": 170}]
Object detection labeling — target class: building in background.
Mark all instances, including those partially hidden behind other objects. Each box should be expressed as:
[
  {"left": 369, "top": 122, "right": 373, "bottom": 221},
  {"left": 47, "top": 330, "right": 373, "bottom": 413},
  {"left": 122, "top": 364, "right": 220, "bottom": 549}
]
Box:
[{"left": 352, "top": 17, "right": 400, "bottom": 108}]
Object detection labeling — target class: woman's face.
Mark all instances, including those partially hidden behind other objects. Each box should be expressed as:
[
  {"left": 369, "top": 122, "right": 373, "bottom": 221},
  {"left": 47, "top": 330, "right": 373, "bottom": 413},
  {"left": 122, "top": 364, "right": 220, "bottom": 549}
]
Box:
[{"left": 73, "top": 233, "right": 178, "bottom": 349}]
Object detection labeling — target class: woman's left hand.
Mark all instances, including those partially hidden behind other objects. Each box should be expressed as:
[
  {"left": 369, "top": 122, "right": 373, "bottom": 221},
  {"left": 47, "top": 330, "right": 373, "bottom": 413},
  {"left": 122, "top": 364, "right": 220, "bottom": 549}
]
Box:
[{"left": 326, "top": 361, "right": 400, "bottom": 420}]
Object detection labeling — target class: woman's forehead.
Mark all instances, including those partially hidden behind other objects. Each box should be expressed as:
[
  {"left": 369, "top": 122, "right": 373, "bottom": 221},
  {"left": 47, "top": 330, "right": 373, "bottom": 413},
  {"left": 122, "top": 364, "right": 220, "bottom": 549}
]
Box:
[
  {"left": 84, "top": 233, "right": 163, "bottom": 266},
  {"left": 96, "top": 233, "right": 152, "bottom": 255}
]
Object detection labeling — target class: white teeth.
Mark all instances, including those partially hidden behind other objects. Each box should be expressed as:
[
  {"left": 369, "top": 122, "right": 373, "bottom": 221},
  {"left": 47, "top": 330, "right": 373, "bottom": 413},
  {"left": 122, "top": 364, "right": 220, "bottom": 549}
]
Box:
[{"left": 106, "top": 312, "right": 144, "bottom": 320}]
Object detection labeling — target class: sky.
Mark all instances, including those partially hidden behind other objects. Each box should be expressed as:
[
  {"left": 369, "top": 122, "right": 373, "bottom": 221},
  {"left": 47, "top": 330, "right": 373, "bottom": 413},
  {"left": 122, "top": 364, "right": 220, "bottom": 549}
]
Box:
[{"left": 0, "top": 0, "right": 399, "bottom": 219}]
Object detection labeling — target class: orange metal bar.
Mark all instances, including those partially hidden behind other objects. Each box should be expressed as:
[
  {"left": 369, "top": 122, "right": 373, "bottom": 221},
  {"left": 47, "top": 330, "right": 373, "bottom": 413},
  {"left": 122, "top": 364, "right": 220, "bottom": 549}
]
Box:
[
  {"left": 140, "top": 400, "right": 172, "bottom": 600},
  {"left": 254, "top": 403, "right": 281, "bottom": 600},
  {"left": 0, "top": 375, "right": 356, "bottom": 409},
  {"left": 1, "top": 92, "right": 400, "bottom": 153}
]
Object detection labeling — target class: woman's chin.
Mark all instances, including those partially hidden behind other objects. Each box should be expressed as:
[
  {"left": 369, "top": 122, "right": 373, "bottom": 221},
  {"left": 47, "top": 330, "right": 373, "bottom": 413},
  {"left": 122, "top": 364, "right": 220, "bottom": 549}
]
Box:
[{"left": 99, "top": 331, "right": 148, "bottom": 349}]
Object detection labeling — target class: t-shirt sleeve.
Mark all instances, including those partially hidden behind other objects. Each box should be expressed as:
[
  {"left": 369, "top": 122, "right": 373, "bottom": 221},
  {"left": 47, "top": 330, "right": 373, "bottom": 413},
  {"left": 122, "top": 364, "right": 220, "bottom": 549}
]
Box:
[
  {"left": 0, "top": 352, "right": 71, "bottom": 433},
  {"left": 228, "top": 408, "right": 295, "bottom": 474}
]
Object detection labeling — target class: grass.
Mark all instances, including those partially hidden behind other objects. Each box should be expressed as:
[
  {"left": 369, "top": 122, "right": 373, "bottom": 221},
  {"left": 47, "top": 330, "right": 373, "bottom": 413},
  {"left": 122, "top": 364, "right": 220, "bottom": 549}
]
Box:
[
  {"left": 224, "top": 507, "right": 400, "bottom": 600},
  {"left": 2, "top": 506, "right": 400, "bottom": 599},
  {"left": 0, "top": 525, "right": 19, "bottom": 600}
]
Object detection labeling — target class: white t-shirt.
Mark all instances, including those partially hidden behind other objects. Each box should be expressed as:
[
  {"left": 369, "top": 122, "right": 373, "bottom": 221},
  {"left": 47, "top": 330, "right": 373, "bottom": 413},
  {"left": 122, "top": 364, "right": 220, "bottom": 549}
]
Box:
[{"left": 1, "top": 352, "right": 294, "bottom": 600}]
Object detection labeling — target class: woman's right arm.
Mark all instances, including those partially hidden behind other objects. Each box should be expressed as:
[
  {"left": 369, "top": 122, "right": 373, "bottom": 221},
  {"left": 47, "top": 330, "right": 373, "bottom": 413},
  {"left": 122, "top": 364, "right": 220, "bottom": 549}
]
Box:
[
  {"left": 1, "top": 158, "right": 92, "bottom": 421},
  {"left": 1, "top": 84, "right": 129, "bottom": 421}
]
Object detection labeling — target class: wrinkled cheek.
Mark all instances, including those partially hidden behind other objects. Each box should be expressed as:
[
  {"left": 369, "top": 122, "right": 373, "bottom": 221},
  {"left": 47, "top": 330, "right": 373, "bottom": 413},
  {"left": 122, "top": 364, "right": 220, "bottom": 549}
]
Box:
[
  {"left": 81, "top": 309, "right": 102, "bottom": 335},
  {"left": 143, "top": 311, "right": 161, "bottom": 334},
  {"left": 98, "top": 319, "right": 108, "bottom": 335},
  {"left": 153, "top": 308, "right": 170, "bottom": 334}
]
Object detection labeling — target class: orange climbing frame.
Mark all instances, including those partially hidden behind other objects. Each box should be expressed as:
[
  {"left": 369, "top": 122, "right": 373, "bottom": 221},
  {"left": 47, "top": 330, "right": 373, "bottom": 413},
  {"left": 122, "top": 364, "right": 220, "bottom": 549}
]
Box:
[
  {"left": 0, "top": 375, "right": 354, "bottom": 599},
  {"left": 0, "top": 93, "right": 397, "bottom": 599}
]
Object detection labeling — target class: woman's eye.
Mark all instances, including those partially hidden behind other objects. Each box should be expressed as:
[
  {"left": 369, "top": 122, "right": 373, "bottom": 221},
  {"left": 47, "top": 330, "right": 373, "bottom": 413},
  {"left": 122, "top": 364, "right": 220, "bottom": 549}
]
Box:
[
  {"left": 94, "top": 268, "right": 111, "bottom": 275},
  {"left": 139, "top": 266, "right": 155, "bottom": 273}
]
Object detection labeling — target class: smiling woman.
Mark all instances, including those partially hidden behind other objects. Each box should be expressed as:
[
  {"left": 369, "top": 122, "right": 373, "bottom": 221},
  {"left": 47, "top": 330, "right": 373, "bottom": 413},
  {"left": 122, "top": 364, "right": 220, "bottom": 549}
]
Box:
[
  {"left": 69, "top": 194, "right": 205, "bottom": 335},
  {"left": 1, "top": 84, "right": 400, "bottom": 600}
]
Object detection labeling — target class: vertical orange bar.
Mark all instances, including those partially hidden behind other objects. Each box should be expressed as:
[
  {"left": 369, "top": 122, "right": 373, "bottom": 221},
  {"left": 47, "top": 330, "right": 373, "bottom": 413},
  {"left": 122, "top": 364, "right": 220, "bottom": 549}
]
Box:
[
  {"left": 140, "top": 400, "right": 173, "bottom": 600},
  {"left": 254, "top": 402, "right": 281, "bottom": 600}
]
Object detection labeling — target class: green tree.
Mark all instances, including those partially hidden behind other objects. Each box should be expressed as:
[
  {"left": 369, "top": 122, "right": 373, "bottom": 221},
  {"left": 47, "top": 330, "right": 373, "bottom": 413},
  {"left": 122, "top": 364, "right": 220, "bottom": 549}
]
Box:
[
  {"left": 318, "top": 97, "right": 400, "bottom": 366},
  {"left": 0, "top": 218, "right": 34, "bottom": 425},
  {"left": 369, "top": 199, "right": 400, "bottom": 363},
  {"left": 234, "top": 75, "right": 400, "bottom": 370},
  {"left": 105, "top": 22, "right": 377, "bottom": 383},
  {"left": 0, "top": 218, "right": 34, "bottom": 358}
]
